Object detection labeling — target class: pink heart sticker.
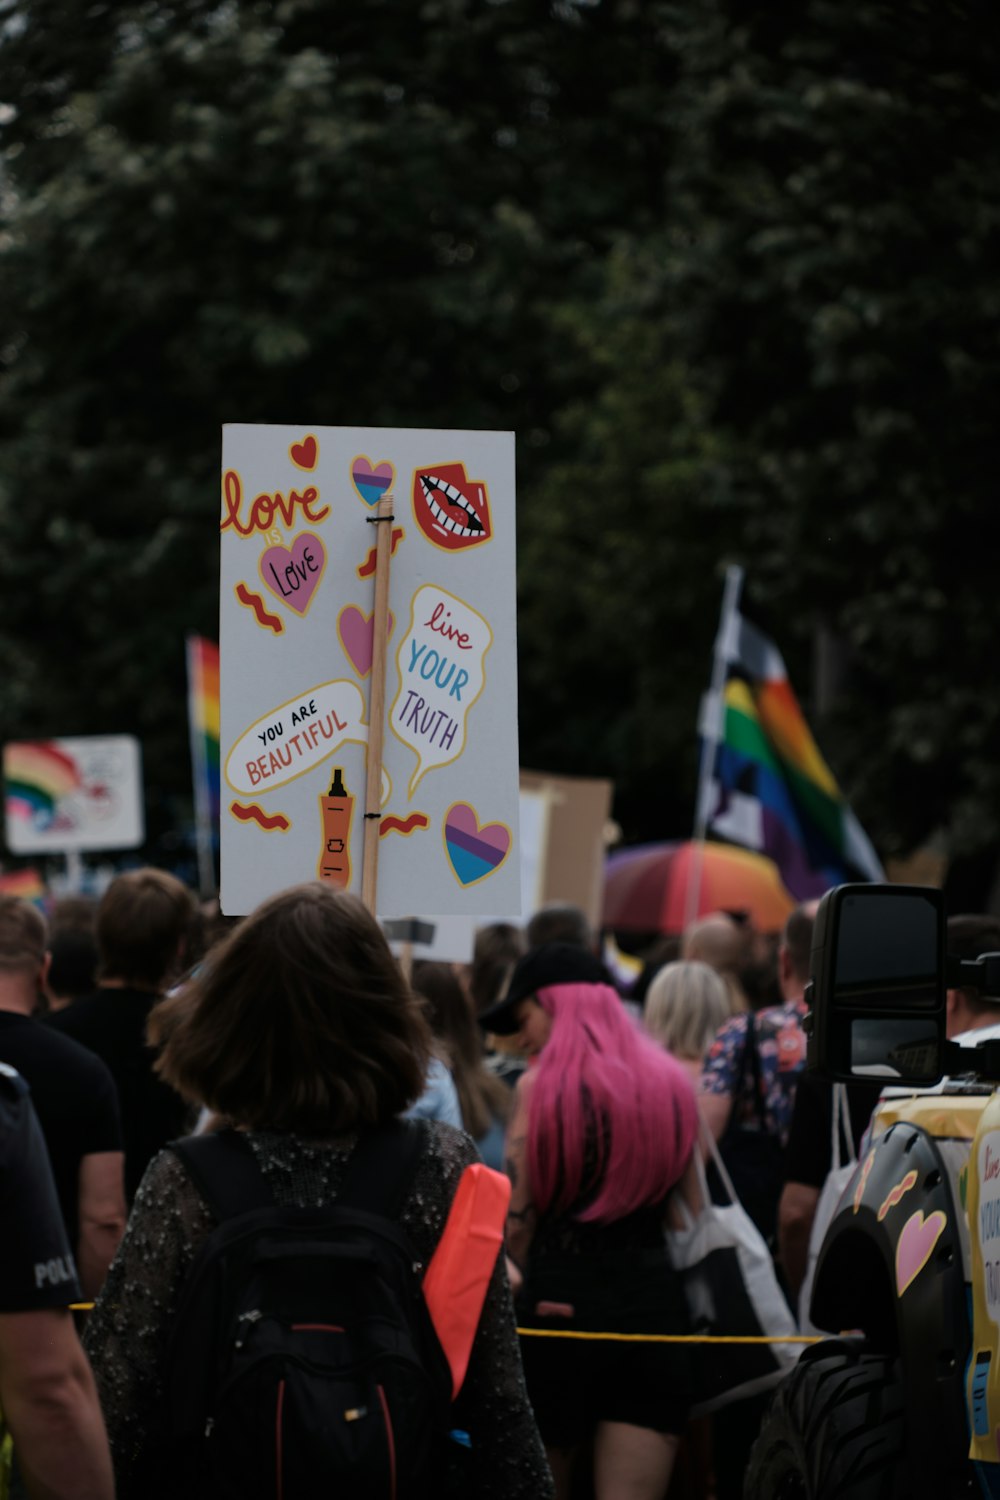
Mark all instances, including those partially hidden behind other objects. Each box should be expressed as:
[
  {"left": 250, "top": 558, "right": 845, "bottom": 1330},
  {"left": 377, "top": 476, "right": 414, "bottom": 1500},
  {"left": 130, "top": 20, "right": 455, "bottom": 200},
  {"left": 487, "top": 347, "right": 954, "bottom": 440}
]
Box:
[
  {"left": 895, "top": 1209, "right": 947, "bottom": 1296},
  {"left": 444, "top": 803, "right": 512, "bottom": 887},
  {"left": 338, "top": 606, "right": 395, "bottom": 678},
  {"left": 351, "top": 454, "right": 395, "bottom": 508},
  {"left": 258, "top": 533, "right": 327, "bottom": 615}
]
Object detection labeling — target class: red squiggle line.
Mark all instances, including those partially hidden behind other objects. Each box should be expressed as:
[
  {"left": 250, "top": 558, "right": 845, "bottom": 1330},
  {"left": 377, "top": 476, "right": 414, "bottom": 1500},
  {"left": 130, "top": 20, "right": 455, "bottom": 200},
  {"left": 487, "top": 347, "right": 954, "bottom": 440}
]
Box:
[
  {"left": 357, "top": 527, "right": 405, "bottom": 578},
  {"left": 877, "top": 1170, "right": 918, "bottom": 1222},
  {"left": 236, "top": 583, "right": 284, "bottom": 634},
  {"left": 379, "top": 812, "right": 430, "bottom": 839},
  {"left": 230, "top": 801, "right": 291, "bottom": 832}
]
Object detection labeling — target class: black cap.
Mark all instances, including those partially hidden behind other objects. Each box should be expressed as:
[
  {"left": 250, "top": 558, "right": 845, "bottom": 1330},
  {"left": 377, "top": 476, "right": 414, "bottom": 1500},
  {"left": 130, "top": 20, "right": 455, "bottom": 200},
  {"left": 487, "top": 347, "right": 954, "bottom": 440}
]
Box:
[{"left": 479, "top": 942, "right": 612, "bottom": 1035}]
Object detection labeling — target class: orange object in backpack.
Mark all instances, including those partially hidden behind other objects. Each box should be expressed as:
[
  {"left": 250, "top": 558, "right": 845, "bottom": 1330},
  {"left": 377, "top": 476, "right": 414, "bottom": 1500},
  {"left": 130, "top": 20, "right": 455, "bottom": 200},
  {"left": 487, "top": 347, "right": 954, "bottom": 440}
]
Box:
[{"left": 422, "top": 1163, "right": 511, "bottom": 1399}]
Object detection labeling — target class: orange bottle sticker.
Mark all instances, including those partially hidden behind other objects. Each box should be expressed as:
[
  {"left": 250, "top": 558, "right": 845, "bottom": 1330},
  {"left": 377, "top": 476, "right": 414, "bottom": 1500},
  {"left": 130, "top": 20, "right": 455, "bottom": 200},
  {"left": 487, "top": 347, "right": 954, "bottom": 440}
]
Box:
[{"left": 317, "top": 768, "right": 354, "bottom": 888}]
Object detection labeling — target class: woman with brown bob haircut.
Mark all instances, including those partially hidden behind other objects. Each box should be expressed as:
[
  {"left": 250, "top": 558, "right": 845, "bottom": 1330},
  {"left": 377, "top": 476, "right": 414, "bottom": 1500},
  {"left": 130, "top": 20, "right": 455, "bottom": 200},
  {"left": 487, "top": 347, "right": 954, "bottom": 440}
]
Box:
[
  {"left": 83, "top": 882, "right": 551, "bottom": 1499},
  {"left": 152, "top": 882, "right": 430, "bottom": 1131}
]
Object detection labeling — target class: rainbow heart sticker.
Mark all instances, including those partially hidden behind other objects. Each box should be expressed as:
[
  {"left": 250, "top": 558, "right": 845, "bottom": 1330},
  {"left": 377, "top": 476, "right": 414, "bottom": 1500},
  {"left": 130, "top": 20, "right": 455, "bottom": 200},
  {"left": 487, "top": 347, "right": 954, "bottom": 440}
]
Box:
[
  {"left": 351, "top": 454, "right": 395, "bottom": 508},
  {"left": 443, "top": 803, "right": 511, "bottom": 887}
]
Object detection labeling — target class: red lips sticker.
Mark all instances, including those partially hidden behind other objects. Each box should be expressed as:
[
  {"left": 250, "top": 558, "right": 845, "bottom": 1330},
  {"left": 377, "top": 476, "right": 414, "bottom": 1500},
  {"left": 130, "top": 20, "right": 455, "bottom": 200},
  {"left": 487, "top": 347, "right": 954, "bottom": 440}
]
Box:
[{"left": 411, "top": 463, "right": 492, "bottom": 552}]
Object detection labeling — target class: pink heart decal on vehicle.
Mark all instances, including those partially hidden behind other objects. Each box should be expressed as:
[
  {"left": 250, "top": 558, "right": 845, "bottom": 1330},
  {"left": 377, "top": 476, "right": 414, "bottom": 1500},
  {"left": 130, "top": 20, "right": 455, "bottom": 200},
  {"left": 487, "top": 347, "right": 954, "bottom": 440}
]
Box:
[
  {"left": 895, "top": 1209, "right": 947, "bottom": 1296},
  {"left": 259, "top": 533, "right": 327, "bottom": 616},
  {"left": 338, "top": 606, "right": 395, "bottom": 678},
  {"left": 351, "top": 455, "right": 395, "bottom": 508},
  {"left": 443, "top": 803, "right": 511, "bottom": 887}
]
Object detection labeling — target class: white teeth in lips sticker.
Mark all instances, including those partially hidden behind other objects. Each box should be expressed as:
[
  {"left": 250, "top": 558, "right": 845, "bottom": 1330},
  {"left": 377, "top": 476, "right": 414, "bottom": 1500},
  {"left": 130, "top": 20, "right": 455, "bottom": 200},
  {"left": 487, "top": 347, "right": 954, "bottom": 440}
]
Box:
[{"left": 419, "top": 474, "right": 485, "bottom": 538}]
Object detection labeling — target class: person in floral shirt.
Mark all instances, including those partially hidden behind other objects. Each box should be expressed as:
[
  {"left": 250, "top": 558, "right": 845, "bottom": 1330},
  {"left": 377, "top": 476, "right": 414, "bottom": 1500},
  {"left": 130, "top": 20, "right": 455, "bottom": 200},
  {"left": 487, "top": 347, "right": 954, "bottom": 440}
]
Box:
[{"left": 699, "top": 901, "right": 819, "bottom": 1148}]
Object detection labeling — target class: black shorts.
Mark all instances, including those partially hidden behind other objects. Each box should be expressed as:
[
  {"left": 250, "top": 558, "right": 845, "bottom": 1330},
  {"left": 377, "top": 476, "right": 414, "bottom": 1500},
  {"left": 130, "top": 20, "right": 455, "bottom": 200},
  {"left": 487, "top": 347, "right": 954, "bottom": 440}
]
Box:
[{"left": 517, "top": 1251, "right": 692, "bottom": 1446}]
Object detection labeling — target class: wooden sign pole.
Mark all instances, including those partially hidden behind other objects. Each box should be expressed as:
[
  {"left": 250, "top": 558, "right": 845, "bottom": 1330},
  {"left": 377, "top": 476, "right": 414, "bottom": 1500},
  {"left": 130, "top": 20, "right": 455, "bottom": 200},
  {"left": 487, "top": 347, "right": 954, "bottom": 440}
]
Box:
[{"left": 361, "top": 494, "right": 395, "bottom": 913}]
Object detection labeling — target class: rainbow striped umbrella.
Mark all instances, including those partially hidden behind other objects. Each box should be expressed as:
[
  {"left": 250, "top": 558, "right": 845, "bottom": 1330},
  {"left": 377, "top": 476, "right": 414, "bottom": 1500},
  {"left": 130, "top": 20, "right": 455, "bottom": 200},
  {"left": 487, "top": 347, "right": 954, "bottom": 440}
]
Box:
[{"left": 602, "top": 840, "right": 795, "bottom": 935}]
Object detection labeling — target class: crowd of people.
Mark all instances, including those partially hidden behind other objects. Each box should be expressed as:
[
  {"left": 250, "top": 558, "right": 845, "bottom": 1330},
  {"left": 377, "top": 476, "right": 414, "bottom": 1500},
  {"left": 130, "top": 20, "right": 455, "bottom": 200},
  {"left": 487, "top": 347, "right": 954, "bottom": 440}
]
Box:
[{"left": 1, "top": 867, "right": 995, "bottom": 1499}]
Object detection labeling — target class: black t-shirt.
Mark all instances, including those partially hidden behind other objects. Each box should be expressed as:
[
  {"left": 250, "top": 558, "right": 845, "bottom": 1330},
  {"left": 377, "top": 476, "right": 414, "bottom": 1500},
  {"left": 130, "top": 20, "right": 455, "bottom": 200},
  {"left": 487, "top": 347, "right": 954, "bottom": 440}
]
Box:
[
  {"left": 783, "top": 1071, "right": 884, "bottom": 1190},
  {"left": 0, "top": 1063, "right": 81, "bottom": 1311},
  {"left": 47, "top": 987, "right": 190, "bottom": 1201},
  {"left": 0, "top": 1012, "right": 121, "bottom": 1246}
]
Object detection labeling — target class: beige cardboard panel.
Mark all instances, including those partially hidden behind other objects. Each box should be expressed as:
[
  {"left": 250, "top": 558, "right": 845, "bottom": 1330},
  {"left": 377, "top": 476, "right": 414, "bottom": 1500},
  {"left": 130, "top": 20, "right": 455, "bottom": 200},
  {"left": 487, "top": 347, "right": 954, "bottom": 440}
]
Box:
[{"left": 519, "top": 770, "right": 614, "bottom": 932}]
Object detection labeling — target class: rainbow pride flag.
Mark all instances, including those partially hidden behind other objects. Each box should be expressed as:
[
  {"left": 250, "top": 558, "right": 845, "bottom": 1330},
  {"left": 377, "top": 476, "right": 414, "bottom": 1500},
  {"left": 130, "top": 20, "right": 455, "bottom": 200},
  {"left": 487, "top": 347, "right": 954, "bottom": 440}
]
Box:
[
  {"left": 186, "top": 636, "right": 220, "bottom": 891},
  {"left": 0, "top": 867, "right": 47, "bottom": 905},
  {"left": 699, "top": 576, "right": 883, "bottom": 901}
]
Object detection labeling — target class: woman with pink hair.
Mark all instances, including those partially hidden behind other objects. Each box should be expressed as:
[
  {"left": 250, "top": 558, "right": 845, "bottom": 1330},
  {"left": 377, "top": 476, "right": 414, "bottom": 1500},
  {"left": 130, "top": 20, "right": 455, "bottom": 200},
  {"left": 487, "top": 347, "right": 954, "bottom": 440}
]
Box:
[{"left": 481, "top": 944, "right": 699, "bottom": 1500}]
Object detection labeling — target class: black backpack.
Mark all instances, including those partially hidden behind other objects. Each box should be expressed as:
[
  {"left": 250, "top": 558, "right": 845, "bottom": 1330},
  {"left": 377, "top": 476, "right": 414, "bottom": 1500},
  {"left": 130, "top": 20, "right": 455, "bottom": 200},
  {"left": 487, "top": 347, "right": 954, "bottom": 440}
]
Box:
[{"left": 153, "top": 1120, "right": 457, "bottom": 1500}]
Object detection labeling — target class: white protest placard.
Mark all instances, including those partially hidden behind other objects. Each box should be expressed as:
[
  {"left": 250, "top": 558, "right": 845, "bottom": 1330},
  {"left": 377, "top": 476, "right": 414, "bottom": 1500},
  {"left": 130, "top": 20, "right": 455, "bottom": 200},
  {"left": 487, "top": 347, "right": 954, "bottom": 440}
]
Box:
[
  {"left": 219, "top": 425, "right": 519, "bottom": 917},
  {"left": 3, "top": 736, "right": 145, "bottom": 853}
]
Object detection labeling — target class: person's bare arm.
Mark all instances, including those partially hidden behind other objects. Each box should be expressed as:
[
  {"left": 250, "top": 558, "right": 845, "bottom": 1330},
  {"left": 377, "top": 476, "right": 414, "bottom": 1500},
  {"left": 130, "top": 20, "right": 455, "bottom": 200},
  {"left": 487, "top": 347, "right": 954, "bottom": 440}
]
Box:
[
  {"left": 777, "top": 1181, "right": 821, "bottom": 1301},
  {"left": 504, "top": 1070, "right": 537, "bottom": 1273},
  {"left": 76, "top": 1151, "right": 127, "bottom": 1301},
  {"left": 699, "top": 1089, "right": 732, "bottom": 1141},
  {"left": 0, "top": 1308, "right": 114, "bottom": 1500}
]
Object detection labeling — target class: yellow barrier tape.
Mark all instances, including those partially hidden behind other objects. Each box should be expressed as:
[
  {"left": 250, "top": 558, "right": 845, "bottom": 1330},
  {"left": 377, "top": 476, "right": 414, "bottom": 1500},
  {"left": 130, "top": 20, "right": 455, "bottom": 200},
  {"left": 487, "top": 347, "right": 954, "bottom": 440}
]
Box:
[
  {"left": 516, "top": 1329, "right": 822, "bottom": 1344},
  {"left": 71, "top": 1302, "right": 820, "bottom": 1347}
]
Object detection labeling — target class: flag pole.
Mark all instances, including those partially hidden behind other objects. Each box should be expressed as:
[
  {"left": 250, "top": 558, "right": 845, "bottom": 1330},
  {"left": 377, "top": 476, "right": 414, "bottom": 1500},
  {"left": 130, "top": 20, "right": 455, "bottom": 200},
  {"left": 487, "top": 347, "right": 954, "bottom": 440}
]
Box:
[
  {"left": 686, "top": 565, "right": 744, "bottom": 932},
  {"left": 186, "top": 634, "right": 216, "bottom": 898},
  {"left": 361, "top": 495, "right": 395, "bottom": 914}
]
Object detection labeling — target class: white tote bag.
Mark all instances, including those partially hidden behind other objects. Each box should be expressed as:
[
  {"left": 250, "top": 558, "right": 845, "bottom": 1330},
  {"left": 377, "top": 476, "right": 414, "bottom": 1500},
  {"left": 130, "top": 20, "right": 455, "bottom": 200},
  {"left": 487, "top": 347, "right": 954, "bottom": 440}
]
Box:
[
  {"left": 666, "top": 1129, "right": 801, "bottom": 1416},
  {"left": 797, "top": 1082, "right": 856, "bottom": 1335}
]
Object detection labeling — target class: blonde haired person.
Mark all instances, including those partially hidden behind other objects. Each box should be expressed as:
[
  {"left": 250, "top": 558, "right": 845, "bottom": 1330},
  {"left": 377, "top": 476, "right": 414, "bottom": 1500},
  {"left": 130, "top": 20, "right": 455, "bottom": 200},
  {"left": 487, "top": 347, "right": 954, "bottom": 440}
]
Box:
[{"left": 644, "top": 961, "right": 731, "bottom": 1086}]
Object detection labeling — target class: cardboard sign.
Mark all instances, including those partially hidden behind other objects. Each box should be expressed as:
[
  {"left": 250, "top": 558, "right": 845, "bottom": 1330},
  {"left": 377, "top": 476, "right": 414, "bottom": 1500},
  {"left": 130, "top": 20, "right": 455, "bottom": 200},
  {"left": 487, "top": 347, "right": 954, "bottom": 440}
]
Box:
[
  {"left": 219, "top": 425, "right": 519, "bottom": 917},
  {"left": 519, "top": 770, "right": 614, "bottom": 932},
  {"left": 3, "top": 736, "right": 144, "bottom": 853}
]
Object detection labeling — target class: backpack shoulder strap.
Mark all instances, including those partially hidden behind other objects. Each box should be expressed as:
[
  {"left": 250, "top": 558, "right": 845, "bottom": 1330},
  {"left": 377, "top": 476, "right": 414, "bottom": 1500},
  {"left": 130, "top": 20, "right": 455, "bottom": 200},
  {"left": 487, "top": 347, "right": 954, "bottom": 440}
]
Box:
[
  {"left": 170, "top": 1128, "right": 274, "bottom": 1220},
  {"left": 742, "top": 1013, "right": 769, "bottom": 1128},
  {"left": 337, "top": 1118, "right": 428, "bottom": 1220}
]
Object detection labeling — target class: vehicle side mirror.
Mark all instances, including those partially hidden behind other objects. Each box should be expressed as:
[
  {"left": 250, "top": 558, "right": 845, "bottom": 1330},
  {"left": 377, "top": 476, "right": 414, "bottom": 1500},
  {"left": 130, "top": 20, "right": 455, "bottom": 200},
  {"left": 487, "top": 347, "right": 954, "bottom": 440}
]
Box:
[{"left": 805, "top": 884, "right": 946, "bottom": 1086}]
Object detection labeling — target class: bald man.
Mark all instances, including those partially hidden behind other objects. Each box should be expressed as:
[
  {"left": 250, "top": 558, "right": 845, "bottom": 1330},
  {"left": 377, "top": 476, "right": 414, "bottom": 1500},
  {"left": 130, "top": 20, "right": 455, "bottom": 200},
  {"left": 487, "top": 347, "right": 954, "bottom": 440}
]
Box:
[{"left": 682, "top": 912, "right": 751, "bottom": 1014}]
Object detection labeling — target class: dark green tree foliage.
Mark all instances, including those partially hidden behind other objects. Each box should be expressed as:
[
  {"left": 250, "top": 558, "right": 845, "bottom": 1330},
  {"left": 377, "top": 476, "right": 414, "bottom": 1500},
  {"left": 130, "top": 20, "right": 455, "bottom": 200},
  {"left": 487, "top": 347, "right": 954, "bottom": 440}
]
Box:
[
  {"left": 0, "top": 0, "right": 687, "bottom": 845},
  {"left": 653, "top": 0, "right": 1000, "bottom": 857},
  {"left": 2, "top": 0, "right": 999, "bottom": 861}
]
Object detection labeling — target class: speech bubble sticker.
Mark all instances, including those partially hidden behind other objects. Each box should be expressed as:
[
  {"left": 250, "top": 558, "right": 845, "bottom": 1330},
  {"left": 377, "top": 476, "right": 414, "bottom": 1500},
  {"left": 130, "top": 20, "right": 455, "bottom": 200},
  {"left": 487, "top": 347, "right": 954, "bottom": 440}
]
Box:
[
  {"left": 259, "top": 533, "right": 327, "bottom": 616},
  {"left": 977, "top": 1131, "right": 1000, "bottom": 1331},
  {"left": 351, "top": 454, "right": 395, "bottom": 509},
  {"left": 443, "top": 802, "right": 512, "bottom": 886},
  {"left": 389, "top": 584, "right": 492, "bottom": 798},
  {"left": 224, "top": 680, "right": 367, "bottom": 797}
]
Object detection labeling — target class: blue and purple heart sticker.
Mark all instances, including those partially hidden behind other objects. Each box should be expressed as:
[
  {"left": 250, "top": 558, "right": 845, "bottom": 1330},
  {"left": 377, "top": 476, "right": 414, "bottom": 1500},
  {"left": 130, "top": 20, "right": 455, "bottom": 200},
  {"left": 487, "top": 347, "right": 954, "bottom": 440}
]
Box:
[
  {"left": 351, "top": 454, "right": 395, "bottom": 508},
  {"left": 444, "top": 803, "right": 511, "bottom": 887}
]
